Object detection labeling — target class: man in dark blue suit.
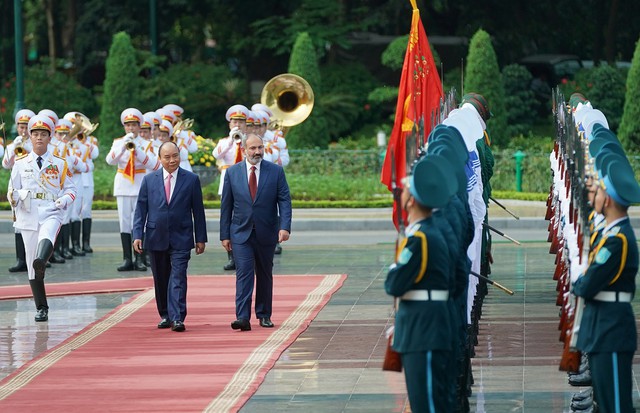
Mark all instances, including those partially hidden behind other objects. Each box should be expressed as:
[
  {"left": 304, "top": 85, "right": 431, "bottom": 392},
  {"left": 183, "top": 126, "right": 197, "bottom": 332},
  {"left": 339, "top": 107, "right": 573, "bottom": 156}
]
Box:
[
  {"left": 220, "top": 133, "right": 292, "bottom": 331},
  {"left": 133, "top": 141, "right": 207, "bottom": 332}
]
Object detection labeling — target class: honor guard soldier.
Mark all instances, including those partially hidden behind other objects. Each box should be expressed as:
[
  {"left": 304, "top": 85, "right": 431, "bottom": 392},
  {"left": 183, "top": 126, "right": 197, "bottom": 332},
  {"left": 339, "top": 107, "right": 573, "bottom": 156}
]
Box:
[
  {"left": 145, "top": 111, "right": 162, "bottom": 142},
  {"left": 572, "top": 150, "right": 640, "bottom": 413},
  {"left": 64, "top": 112, "right": 100, "bottom": 253},
  {"left": 385, "top": 154, "right": 458, "bottom": 413},
  {"left": 164, "top": 103, "right": 198, "bottom": 155},
  {"left": 58, "top": 120, "right": 91, "bottom": 257},
  {"left": 106, "top": 108, "right": 161, "bottom": 271},
  {"left": 3, "top": 109, "right": 36, "bottom": 272},
  {"left": 154, "top": 120, "right": 190, "bottom": 166},
  {"left": 213, "top": 104, "right": 249, "bottom": 271},
  {"left": 48, "top": 119, "right": 74, "bottom": 264},
  {"left": 7, "top": 114, "right": 77, "bottom": 322}
]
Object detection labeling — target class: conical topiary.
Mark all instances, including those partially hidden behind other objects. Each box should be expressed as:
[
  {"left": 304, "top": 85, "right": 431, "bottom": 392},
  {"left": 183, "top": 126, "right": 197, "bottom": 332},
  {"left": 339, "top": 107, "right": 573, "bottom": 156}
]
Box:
[
  {"left": 464, "top": 29, "right": 507, "bottom": 146},
  {"left": 618, "top": 35, "right": 640, "bottom": 151},
  {"left": 99, "top": 32, "right": 141, "bottom": 150},
  {"left": 286, "top": 32, "right": 329, "bottom": 149}
]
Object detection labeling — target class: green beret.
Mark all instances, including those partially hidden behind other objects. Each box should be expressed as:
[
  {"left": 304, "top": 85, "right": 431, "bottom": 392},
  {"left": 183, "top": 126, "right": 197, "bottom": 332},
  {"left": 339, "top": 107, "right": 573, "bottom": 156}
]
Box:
[{"left": 407, "top": 154, "right": 458, "bottom": 208}]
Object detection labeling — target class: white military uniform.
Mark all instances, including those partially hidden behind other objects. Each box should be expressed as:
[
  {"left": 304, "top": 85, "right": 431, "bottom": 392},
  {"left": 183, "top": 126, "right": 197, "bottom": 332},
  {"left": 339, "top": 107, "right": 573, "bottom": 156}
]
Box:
[
  {"left": 212, "top": 104, "right": 249, "bottom": 195},
  {"left": 8, "top": 151, "right": 77, "bottom": 279},
  {"left": 106, "top": 108, "right": 161, "bottom": 234},
  {"left": 106, "top": 134, "right": 160, "bottom": 232},
  {"left": 80, "top": 136, "right": 99, "bottom": 219}
]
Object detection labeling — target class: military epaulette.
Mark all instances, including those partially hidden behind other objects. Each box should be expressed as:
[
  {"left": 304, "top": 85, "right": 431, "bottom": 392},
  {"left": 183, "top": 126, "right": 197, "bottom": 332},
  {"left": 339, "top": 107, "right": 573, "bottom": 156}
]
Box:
[
  {"left": 16, "top": 153, "right": 28, "bottom": 160},
  {"left": 53, "top": 154, "right": 66, "bottom": 160}
]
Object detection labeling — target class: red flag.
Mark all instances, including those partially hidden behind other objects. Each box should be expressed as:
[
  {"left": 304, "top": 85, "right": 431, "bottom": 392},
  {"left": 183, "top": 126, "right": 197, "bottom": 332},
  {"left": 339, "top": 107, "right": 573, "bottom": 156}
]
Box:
[{"left": 380, "top": 0, "right": 443, "bottom": 227}]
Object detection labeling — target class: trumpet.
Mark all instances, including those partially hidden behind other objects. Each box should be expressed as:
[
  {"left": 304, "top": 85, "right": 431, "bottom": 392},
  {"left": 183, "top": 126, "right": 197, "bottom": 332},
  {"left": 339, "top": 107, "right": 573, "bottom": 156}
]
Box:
[
  {"left": 14, "top": 141, "right": 25, "bottom": 156},
  {"left": 231, "top": 129, "right": 244, "bottom": 143},
  {"left": 123, "top": 132, "right": 136, "bottom": 150}
]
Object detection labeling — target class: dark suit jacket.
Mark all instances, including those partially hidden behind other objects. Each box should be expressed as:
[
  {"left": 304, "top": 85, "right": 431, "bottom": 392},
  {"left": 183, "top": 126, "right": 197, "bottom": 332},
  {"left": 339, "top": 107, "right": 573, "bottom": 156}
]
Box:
[
  {"left": 220, "top": 160, "right": 292, "bottom": 245},
  {"left": 133, "top": 167, "right": 207, "bottom": 251}
]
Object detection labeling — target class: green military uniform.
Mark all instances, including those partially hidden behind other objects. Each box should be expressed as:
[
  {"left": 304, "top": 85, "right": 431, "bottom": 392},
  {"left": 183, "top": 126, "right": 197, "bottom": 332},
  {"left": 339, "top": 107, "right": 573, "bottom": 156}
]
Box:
[
  {"left": 385, "top": 154, "right": 457, "bottom": 413},
  {"left": 572, "top": 152, "right": 640, "bottom": 413}
]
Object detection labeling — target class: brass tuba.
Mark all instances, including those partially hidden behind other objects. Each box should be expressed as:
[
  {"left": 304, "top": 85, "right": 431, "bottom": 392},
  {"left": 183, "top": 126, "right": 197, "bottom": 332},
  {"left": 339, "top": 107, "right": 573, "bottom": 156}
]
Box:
[{"left": 261, "top": 73, "right": 314, "bottom": 132}]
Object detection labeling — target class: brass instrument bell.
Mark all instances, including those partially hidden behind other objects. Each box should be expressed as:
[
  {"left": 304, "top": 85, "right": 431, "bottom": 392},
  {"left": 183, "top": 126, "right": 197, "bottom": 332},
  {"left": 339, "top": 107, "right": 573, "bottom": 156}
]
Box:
[{"left": 261, "top": 73, "right": 314, "bottom": 128}]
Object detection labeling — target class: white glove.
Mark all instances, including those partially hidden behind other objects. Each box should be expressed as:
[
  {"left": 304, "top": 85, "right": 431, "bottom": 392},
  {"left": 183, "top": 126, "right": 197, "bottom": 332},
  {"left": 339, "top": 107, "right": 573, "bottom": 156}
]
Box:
[
  {"left": 54, "top": 197, "right": 68, "bottom": 210},
  {"left": 14, "top": 136, "right": 23, "bottom": 146},
  {"left": 124, "top": 132, "right": 135, "bottom": 141}
]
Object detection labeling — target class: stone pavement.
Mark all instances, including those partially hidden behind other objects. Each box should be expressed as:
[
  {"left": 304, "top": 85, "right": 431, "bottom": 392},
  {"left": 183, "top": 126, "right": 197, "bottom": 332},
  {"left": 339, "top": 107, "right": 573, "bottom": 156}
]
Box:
[{"left": 0, "top": 201, "right": 639, "bottom": 412}]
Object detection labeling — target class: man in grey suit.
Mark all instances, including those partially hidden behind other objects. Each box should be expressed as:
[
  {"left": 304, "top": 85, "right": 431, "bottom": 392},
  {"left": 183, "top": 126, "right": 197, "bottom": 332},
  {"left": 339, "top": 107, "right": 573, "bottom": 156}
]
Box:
[
  {"left": 133, "top": 142, "right": 207, "bottom": 332},
  {"left": 220, "top": 133, "right": 292, "bottom": 331}
]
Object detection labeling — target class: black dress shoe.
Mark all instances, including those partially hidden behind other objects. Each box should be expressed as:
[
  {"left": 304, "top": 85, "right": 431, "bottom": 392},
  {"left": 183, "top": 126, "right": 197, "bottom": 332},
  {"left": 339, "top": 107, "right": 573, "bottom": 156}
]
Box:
[
  {"left": 171, "top": 321, "right": 185, "bottom": 332},
  {"left": 572, "top": 388, "right": 592, "bottom": 402},
  {"left": 231, "top": 319, "right": 251, "bottom": 331},
  {"left": 568, "top": 370, "right": 592, "bottom": 386},
  {"left": 274, "top": 244, "right": 282, "bottom": 255},
  {"left": 223, "top": 259, "right": 236, "bottom": 271},
  {"left": 157, "top": 318, "right": 171, "bottom": 329},
  {"left": 259, "top": 317, "right": 274, "bottom": 328},
  {"left": 34, "top": 308, "right": 48, "bottom": 322},
  {"left": 571, "top": 396, "right": 593, "bottom": 411},
  {"left": 571, "top": 403, "right": 596, "bottom": 413}
]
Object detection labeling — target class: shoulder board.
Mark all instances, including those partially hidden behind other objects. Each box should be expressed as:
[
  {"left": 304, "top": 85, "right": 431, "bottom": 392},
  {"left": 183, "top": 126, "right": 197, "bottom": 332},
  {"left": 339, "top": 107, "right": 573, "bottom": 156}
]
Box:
[
  {"left": 53, "top": 154, "right": 66, "bottom": 160},
  {"left": 16, "top": 153, "right": 28, "bottom": 160}
]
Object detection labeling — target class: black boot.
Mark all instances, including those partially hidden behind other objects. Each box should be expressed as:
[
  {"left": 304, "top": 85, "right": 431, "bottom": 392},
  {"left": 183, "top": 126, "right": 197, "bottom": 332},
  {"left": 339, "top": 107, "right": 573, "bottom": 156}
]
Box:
[
  {"left": 49, "top": 230, "right": 66, "bottom": 264},
  {"left": 223, "top": 250, "right": 235, "bottom": 271},
  {"left": 33, "top": 239, "right": 54, "bottom": 281},
  {"left": 9, "top": 233, "right": 28, "bottom": 272},
  {"left": 82, "top": 218, "right": 93, "bottom": 253},
  {"left": 133, "top": 251, "right": 147, "bottom": 271},
  {"left": 29, "top": 279, "right": 49, "bottom": 322},
  {"left": 61, "top": 224, "right": 74, "bottom": 260},
  {"left": 117, "top": 233, "right": 134, "bottom": 271},
  {"left": 70, "top": 221, "right": 86, "bottom": 256}
]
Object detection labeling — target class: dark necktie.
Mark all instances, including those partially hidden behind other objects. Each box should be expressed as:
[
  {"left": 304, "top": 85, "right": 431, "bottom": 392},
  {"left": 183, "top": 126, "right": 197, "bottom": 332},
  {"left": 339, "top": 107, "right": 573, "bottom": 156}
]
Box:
[
  {"left": 37, "top": 156, "right": 43, "bottom": 169},
  {"left": 249, "top": 166, "right": 257, "bottom": 200}
]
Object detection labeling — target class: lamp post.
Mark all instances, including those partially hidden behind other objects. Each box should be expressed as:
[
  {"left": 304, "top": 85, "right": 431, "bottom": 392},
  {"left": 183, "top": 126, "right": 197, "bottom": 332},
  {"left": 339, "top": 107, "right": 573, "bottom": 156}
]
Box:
[
  {"left": 12, "top": 0, "right": 25, "bottom": 135},
  {"left": 514, "top": 150, "right": 526, "bottom": 192}
]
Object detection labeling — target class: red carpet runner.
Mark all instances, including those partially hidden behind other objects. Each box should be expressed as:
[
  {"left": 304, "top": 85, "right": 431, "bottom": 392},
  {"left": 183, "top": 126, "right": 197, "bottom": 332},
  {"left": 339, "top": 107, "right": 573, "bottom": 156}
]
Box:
[{"left": 0, "top": 274, "right": 346, "bottom": 412}]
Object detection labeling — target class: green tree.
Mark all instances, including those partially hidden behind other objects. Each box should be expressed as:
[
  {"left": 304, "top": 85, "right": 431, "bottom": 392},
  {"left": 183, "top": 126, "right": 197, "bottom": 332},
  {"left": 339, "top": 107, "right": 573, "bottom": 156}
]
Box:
[
  {"left": 618, "top": 36, "right": 640, "bottom": 150},
  {"left": 501, "top": 64, "right": 536, "bottom": 137},
  {"left": 588, "top": 64, "right": 625, "bottom": 133},
  {"left": 99, "top": 32, "right": 141, "bottom": 149},
  {"left": 464, "top": 29, "right": 507, "bottom": 146},
  {"left": 286, "top": 32, "right": 329, "bottom": 148}
]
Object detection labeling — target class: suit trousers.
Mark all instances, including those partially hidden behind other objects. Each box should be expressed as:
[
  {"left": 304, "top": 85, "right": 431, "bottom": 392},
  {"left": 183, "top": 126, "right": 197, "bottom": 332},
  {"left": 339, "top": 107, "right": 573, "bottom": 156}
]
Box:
[
  {"left": 233, "top": 229, "right": 275, "bottom": 321},
  {"left": 149, "top": 249, "right": 191, "bottom": 322}
]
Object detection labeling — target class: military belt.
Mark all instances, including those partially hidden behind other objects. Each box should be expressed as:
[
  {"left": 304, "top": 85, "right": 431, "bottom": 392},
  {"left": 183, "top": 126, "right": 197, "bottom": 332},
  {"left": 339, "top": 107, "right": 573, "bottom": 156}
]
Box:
[
  {"left": 31, "top": 192, "right": 55, "bottom": 200},
  {"left": 593, "top": 291, "right": 632, "bottom": 303},
  {"left": 401, "top": 289, "right": 449, "bottom": 301}
]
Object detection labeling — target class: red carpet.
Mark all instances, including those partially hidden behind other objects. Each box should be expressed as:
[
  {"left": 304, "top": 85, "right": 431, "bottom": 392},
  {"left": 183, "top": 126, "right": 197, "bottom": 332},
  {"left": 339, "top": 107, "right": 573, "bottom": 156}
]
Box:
[
  {"left": 0, "top": 274, "right": 346, "bottom": 412},
  {"left": 0, "top": 277, "right": 153, "bottom": 300}
]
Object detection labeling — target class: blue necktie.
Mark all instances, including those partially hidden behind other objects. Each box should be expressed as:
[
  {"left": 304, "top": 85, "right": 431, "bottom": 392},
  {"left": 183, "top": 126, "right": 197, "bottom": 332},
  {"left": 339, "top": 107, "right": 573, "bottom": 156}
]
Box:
[{"left": 37, "top": 156, "right": 43, "bottom": 169}]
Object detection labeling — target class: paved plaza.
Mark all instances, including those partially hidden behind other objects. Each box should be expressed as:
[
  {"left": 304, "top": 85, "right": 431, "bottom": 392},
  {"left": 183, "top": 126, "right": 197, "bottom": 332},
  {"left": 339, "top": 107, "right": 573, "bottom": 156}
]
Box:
[{"left": 0, "top": 203, "right": 639, "bottom": 412}]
